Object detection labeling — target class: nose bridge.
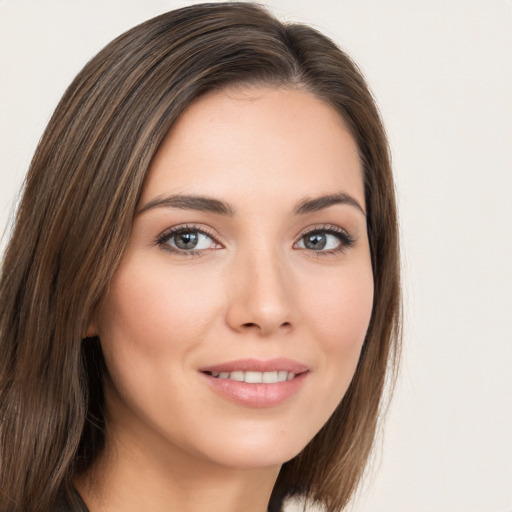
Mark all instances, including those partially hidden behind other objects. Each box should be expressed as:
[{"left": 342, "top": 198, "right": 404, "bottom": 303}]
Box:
[{"left": 226, "top": 239, "right": 294, "bottom": 335}]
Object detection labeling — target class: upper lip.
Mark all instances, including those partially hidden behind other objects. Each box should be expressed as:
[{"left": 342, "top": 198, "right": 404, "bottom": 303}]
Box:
[{"left": 199, "top": 358, "right": 309, "bottom": 374}]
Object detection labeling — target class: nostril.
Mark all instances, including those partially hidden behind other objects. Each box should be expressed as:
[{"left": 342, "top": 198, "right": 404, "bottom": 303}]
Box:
[{"left": 242, "top": 321, "right": 291, "bottom": 330}]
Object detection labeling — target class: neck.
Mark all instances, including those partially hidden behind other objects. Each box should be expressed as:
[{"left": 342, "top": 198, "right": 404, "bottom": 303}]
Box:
[{"left": 75, "top": 420, "right": 281, "bottom": 512}]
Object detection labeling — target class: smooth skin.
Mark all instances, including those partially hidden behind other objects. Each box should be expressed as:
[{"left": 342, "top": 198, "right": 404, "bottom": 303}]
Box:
[{"left": 79, "top": 86, "right": 374, "bottom": 512}]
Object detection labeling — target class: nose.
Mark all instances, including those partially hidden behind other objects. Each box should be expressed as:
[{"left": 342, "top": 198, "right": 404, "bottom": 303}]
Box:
[{"left": 225, "top": 248, "right": 294, "bottom": 337}]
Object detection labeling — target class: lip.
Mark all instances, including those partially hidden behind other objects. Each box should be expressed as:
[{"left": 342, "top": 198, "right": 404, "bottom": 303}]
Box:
[
  {"left": 199, "top": 357, "right": 309, "bottom": 374},
  {"left": 199, "top": 358, "right": 309, "bottom": 408}
]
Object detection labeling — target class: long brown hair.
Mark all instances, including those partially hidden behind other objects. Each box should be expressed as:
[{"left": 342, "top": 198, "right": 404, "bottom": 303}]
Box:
[{"left": 0, "top": 3, "right": 400, "bottom": 511}]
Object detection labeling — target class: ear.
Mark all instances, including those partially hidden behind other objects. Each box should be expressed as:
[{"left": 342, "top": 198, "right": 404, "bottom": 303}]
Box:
[
  {"left": 85, "top": 316, "right": 98, "bottom": 339},
  {"left": 85, "top": 328, "right": 97, "bottom": 338}
]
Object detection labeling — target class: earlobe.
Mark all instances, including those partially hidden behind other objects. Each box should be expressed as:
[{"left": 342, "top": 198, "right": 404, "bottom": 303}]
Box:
[
  {"left": 85, "top": 303, "right": 103, "bottom": 339},
  {"left": 85, "top": 319, "right": 98, "bottom": 339}
]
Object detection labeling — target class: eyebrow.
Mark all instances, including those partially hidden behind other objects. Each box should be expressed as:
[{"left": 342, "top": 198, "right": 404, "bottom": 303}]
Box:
[
  {"left": 138, "top": 192, "right": 365, "bottom": 217},
  {"left": 292, "top": 193, "right": 366, "bottom": 217},
  {"left": 138, "top": 194, "right": 235, "bottom": 216}
]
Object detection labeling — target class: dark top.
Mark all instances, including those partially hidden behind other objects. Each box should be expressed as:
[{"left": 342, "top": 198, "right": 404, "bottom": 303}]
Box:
[
  {"left": 53, "top": 487, "right": 278, "bottom": 511},
  {"left": 53, "top": 488, "right": 89, "bottom": 512}
]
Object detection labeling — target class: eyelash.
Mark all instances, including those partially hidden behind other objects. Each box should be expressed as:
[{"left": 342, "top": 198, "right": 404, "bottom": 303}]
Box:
[
  {"left": 156, "top": 225, "right": 218, "bottom": 257},
  {"left": 296, "top": 224, "right": 355, "bottom": 256},
  {"left": 155, "top": 224, "right": 355, "bottom": 256}
]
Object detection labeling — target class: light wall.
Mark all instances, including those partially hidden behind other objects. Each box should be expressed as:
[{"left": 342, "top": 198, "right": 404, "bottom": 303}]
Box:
[{"left": 1, "top": 1, "right": 511, "bottom": 511}]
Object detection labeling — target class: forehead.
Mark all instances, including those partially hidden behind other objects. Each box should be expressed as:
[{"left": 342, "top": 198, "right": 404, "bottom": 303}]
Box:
[{"left": 142, "top": 86, "right": 364, "bottom": 208}]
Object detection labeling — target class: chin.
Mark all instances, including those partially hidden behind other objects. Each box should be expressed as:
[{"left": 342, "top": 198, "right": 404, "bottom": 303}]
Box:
[{"left": 184, "top": 420, "right": 318, "bottom": 470}]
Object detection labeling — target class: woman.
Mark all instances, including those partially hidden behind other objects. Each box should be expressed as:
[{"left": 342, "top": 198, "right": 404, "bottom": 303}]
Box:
[{"left": 0, "top": 3, "right": 400, "bottom": 512}]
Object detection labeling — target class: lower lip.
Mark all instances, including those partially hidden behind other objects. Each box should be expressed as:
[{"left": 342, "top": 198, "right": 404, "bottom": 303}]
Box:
[{"left": 201, "top": 372, "right": 308, "bottom": 408}]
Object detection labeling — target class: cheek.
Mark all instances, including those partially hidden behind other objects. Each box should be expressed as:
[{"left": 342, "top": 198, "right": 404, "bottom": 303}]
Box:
[
  {"left": 95, "top": 259, "right": 226, "bottom": 431},
  {"left": 307, "top": 266, "right": 374, "bottom": 350},
  {"left": 98, "top": 259, "right": 222, "bottom": 358},
  {"left": 300, "top": 262, "right": 374, "bottom": 405}
]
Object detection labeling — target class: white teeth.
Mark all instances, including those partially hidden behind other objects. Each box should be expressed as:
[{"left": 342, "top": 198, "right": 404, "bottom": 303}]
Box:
[
  {"left": 245, "top": 371, "right": 263, "bottom": 383},
  {"left": 262, "top": 371, "right": 278, "bottom": 383},
  {"left": 230, "top": 371, "right": 245, "bottom": 382},
  {"left": 211, "top": 370, "right": 295, "bottom": 383}
]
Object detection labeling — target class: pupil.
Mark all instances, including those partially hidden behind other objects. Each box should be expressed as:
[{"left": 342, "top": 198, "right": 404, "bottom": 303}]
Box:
[
  {"left": 175, "top": 232, "right": 198, "bottom": 250},
  {"left": 305, "top": 233, "right": 326, "bottom": 250}
]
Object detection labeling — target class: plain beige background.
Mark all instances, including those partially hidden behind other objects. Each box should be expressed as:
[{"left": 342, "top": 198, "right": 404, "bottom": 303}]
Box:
[{"left": 1, "top": 1, "right": 511, "bottom": 511}]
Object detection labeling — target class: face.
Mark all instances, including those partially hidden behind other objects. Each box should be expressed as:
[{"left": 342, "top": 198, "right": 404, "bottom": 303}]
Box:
[{"left": 93, "top": 86, "right": 374, "bottom": 471}]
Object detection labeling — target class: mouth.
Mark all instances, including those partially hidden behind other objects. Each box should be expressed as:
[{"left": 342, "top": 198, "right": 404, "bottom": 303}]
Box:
[
  {"left": 199, "top": 357, "right": 309, "bottom": 382},
  {"left": 203, "top": 370, "right": 298, "bottom": 384},
  {"left": 199, "top": 358, "right": 309, "bottom": 407}
]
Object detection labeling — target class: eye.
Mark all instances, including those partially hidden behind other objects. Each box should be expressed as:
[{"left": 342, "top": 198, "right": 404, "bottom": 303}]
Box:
[
  {"left": 295, "top": 226, "right": 355, "bottom": 253},
  {"left": 157, "top": 226, "right": 220, "bottom": 254}
]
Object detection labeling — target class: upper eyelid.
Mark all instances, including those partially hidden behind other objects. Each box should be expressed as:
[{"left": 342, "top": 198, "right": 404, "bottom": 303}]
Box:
[
  {"left": 157, "top": 224, "right": 219, "bottom": 242},
  {"left": 296, "top": 223, "right": 352, "bottom": 238},
  {"left": 158, "top": 222, "right": 350, "bottom": 237}
]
